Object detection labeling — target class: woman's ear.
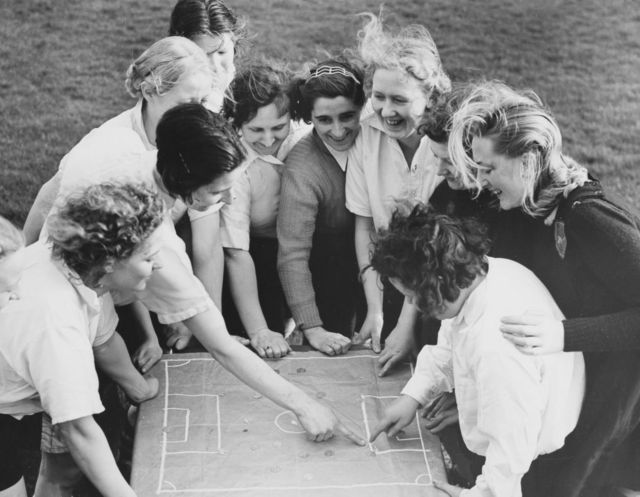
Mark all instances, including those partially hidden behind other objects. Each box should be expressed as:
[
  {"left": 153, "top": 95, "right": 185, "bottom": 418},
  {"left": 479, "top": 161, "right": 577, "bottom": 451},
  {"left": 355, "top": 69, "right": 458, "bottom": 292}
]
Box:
[{"left": 140, "top": 82, "right": 155, "bottom": 102}]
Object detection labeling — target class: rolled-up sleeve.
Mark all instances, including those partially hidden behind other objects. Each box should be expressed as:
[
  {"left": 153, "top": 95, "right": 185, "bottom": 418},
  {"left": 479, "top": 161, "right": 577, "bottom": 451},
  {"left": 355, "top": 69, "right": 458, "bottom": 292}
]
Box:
[
  {"left": 345, "top": 133, "right": 372, "bottom": 218},
  {"left": 220, "top": 170, "right": 251, "bottom": 250},
  {"left": 402, "top": 328, "right": 454, "bottom": 406}
]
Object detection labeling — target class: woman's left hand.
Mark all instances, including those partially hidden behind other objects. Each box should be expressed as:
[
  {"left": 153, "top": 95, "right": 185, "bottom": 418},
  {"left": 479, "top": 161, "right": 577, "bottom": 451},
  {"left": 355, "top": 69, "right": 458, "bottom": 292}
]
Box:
[
  {"left": 133, "top": 338, "right": 163, "bottom": 374},
  {"left": 500, "top": 310, "right": 564, "bottom": 355},
  {"left": 433, "top": 480, "right": 464, "bottom": 496}
]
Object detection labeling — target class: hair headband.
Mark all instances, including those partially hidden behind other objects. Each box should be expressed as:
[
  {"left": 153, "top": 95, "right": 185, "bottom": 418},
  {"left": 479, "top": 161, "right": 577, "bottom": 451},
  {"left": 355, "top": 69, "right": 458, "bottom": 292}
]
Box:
[{"left": 307, "top": 66, "right": 360, "bottom": 85}]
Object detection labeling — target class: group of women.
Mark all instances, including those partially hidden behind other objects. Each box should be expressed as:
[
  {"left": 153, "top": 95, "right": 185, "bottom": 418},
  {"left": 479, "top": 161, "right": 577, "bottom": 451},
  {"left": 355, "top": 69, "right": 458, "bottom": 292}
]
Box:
[{"left": 0, "top": 0, "right": 639, "bottom": 496}]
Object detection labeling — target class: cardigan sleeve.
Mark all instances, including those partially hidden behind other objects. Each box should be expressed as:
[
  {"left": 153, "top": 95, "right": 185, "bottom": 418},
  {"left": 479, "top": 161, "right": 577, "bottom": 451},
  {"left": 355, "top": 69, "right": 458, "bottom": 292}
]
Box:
[
  {"left": 562, "top": 197, "right": 640, "bottom": 351},
  {"left": 277, "top": 155, "right": 324, "bottom": 330}
]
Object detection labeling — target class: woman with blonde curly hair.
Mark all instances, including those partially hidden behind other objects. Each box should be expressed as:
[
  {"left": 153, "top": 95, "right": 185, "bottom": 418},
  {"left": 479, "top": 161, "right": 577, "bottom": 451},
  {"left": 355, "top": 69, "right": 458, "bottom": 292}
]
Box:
[
  {"left": 1, "top": 182, "right": 165, "bottom": 497},
  {"left": 448, "top": 80, "right": 640, "bottom": 496},
  {"left": 346, "top": 11, "right": 451, "bottom": 374}
]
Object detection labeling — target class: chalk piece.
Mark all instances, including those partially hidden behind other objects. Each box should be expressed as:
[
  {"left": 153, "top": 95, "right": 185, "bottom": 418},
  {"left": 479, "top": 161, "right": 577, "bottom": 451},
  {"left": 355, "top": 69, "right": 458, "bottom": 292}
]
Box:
[
  {"left": 243, "top": 418, "right": 249, "bottom": 424},
  {"left": 253, "top": 393, "right": 262, "bottom": 399},
  {"left": 296, "top": 367, "right": 306, "bottom": 373},
  {"left": 291, "top": 419, "right": 298, "bottom": 426},
  {"left": 324, "top": 449, "right": 334, "bottom": 457},
  {"left": 303, "top": 473, "right": 313, "bottom": 481},
  {"left": 315, "top": 391, "right": 326, "bottom": 399}
]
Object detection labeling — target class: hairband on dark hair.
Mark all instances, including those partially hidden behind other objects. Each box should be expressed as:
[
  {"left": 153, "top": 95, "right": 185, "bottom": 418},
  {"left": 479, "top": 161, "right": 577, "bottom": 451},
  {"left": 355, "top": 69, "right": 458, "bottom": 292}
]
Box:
[{"left": 307, "top": 65, "right": 359, "bottom": 85}]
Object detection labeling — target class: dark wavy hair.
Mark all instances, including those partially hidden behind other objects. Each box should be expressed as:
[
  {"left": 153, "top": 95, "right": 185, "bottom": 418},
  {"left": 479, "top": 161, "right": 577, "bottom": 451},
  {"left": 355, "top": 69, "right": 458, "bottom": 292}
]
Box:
[
  {"left": 169, "top": 0, "right": 247, "bottom": 54},
  {"left": 418, "top": 83, "right": 468, "bottom": 144},
  {"left": 156, "top": 102, "right": 245, "bottom": 201},
  {"left": 289, "top": 58, "right": 366, "bottom": 123},
  {"left": 223, "top": 62, "right": 292, "bottom": 128},
  {"left": 370, "top": 204, "right": 490, "bottom": 316},
  {"left": 47, "top": 183, "right": 164, "bottom": 286}
]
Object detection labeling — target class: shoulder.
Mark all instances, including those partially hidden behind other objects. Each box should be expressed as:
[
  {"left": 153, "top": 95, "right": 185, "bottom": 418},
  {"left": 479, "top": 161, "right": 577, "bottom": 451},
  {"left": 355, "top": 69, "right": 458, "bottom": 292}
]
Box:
[{"left": 561, "top": 182, "right": 640, "bottom": 245}]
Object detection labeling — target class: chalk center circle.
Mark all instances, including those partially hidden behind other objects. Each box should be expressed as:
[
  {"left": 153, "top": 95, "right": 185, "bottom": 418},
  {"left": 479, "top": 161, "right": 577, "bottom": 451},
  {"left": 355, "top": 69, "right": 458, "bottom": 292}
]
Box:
[{"left": 274, "top": 410, "right": 306, "bottom": 434}]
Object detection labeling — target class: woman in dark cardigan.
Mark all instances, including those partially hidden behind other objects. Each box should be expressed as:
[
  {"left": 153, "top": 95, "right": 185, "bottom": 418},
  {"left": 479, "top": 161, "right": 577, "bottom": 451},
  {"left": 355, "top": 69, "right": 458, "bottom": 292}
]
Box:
[
  {"left": 277, "top": 58, "right": 367, "bottom": 355},
  {"left": 447, "top": 80, "right": 640, "bottom": 497}
]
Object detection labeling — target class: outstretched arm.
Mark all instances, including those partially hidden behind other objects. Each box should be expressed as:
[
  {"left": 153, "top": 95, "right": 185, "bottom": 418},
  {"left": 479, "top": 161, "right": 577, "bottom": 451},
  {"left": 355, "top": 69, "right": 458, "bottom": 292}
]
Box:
[
  {"left": 183, "top": 308, "right": 363, "bottom": 445},
  {"left": 59, "top": 416, "right": 136, "bottom": 497}
]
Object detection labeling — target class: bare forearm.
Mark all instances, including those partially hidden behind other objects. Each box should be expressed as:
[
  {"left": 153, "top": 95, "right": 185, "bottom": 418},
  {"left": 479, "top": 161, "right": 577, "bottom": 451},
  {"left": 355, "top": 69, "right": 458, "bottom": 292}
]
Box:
[
  {"left": 60, "top": 417, "right": 136, "bottom": 497},
  {"left": 355, "top": 215, "right": 383, "bottom": 313},
  {"left": 193, "top": 245, "right": 223, "bottom": 309},
  {"left": 225, "top": 248, "right": 269, "bottom": 336}
]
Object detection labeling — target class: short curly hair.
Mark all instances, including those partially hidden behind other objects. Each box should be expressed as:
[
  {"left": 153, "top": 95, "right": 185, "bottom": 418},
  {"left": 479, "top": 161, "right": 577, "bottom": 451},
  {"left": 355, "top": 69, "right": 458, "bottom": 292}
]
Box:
[
  {"left": 370, "top": 204, "right": 490, "bottom": 317},
  {"left": 47, "top": 182, "right": 164, "bottom": 286}
]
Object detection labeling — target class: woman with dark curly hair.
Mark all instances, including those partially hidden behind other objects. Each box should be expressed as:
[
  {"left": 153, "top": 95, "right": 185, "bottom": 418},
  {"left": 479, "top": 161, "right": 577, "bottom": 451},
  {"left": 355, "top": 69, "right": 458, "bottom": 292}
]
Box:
[
  {"left": 0, "top": 182, "right": 164, "bottom": 497},
  {"left": 368, "top": 204, "right": 585, "bottom": 497},
  {"left": 346, "top": 12, "right": 451, "bottom": 374}
]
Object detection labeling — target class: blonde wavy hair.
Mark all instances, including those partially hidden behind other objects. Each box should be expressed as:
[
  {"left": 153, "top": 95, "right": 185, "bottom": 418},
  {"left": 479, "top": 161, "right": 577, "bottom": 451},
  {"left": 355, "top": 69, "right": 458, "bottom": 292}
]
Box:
[
  {"left": 448, "top": 81, "right": 588, "bottom": 217},
  {"left": 357, "top": 12, "right": 450, "bottom": 108},
  {"left": 125, "top": 36, "right": 214, "bottom": 100}
]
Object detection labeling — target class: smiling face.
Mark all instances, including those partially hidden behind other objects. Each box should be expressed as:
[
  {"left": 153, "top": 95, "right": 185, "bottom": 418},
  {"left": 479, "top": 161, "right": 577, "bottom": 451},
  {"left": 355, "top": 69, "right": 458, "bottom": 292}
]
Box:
[
  {"left": 311, "top": 96, "right": 361, "bottom": 152},
  {"left": 145, "top": 69, "right": 212, "bottom": 119},
  {"left": 192, "top": 32, "right": 236, "bottom": 91},
  {"left": 431, "top": 141, "right": 464, "bottom": 190},
  {"left": 240, "top": 103, "right": 291, "bottom": 157},
  {"left": 471, "top": 136, "right": 526, "bottom": 210},
  {"left": 187, "top": 169, "right": 240, "bottom": 211},
  {"left": 99, "top": 229, "right": 164, "bottom": 293},
  {"left": 371, "top": 68, "right": 429, "bottom": 141},
  {"left": 0, "top": 249, "right": 25, "bottom": 308}
]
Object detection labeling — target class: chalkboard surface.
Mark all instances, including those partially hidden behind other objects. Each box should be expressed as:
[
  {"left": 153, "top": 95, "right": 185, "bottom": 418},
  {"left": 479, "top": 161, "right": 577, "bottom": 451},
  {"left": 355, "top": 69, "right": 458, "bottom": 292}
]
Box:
[{"left": 131, "top": 349, "right": 446, "bottom": 496}]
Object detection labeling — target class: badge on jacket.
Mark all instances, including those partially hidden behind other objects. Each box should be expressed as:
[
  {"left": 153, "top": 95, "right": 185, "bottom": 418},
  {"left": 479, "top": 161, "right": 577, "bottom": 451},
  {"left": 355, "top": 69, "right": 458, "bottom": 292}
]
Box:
[{"left": 555, "top": 220, "right": 567, "bottom": 259}]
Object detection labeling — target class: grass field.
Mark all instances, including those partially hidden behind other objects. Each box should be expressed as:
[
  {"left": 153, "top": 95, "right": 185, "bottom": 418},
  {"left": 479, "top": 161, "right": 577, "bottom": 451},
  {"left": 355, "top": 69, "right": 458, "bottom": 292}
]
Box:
[{"left": 1, "top": 0, "right": 639, "bottom": 225}]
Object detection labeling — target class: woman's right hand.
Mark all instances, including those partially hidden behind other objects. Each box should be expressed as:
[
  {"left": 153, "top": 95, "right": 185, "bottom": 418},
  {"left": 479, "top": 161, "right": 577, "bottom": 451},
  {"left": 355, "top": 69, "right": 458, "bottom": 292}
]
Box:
[
  {"left": 295, "top": 400, "right": 365, "bottom": 445},
  {"left": 249, "top": 328, "right": 291, "bottom": 359},
  {"left": 304, "top": 326, "right": 352, "bottom": 356},
  {"left": 352, "top": 311, "right": 384, "bottom": 352}
]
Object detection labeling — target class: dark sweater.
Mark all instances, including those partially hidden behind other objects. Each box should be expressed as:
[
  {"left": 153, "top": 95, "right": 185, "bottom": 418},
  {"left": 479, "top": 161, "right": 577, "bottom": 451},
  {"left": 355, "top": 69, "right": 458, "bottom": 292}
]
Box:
[
  {"left": 519, "top": 180, "right": 640, "bottom": 496},
  {"left": 429, "top": 181, "right": 535, "bottom": 262},
  {"left": 277, "top": 131, "right": 356, "bottom": 330}
]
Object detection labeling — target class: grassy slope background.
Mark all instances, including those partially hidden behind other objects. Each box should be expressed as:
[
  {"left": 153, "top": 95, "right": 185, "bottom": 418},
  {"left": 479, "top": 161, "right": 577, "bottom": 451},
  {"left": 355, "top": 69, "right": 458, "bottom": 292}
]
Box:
[{"left": 1, "top": 0, "right": 639, "bottom": 225}]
